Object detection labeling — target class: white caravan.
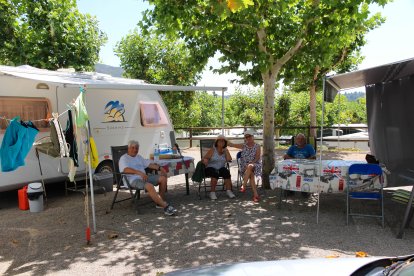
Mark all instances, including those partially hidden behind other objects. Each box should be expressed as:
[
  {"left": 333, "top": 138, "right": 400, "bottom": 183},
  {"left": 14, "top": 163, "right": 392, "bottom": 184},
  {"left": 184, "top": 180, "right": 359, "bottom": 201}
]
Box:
[{"left": 0, "top": 65, "right": 226, "bottom": 192}]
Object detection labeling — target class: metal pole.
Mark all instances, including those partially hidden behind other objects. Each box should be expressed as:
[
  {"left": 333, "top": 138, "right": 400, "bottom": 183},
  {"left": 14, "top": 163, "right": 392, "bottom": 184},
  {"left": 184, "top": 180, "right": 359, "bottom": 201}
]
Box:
[
  {"left": 317, "top": 77, "right": 328, "bottom": 224},
  {"left": 86, "top": 121, "right": 97, "bottom": 233}
]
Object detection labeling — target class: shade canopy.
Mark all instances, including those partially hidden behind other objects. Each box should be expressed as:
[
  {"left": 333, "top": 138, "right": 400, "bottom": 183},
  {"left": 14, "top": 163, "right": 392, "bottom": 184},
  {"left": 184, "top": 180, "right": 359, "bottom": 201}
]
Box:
[
  {"left": 325, "top": 57, "right": 414, "bottom": 102},
  {"left": 324, "top": 57, "right": 414, "bottom": 186}
]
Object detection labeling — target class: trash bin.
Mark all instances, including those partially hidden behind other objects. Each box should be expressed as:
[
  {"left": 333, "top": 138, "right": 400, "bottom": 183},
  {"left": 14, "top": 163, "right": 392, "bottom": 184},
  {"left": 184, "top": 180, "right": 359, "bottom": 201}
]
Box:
[{"left": 27, "top": 183, "right": 44, "bottom": 212}]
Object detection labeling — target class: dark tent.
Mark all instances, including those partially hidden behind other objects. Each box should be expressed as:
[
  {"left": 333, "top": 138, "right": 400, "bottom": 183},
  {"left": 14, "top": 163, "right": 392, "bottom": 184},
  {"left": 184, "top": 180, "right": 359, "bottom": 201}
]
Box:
[{"left": 325, "top": 57, "right": 414, "bottom": 186}]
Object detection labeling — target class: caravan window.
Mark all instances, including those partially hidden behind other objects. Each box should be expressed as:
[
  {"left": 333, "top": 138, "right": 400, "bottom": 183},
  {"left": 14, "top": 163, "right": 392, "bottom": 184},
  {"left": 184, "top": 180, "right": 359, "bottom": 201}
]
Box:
[
  {"left": 139, "top": 101, "right": 168, "bottom": 127},
  {"left": 0, "top": 97, "right": 51, "bottom": 131}
]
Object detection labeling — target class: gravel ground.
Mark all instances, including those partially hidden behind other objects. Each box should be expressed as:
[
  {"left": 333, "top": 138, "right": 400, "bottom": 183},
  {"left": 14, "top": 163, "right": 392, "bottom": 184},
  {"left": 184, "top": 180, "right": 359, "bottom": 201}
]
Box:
[{"left": 0, "top": 148, "right": 413, "bottom": 275}]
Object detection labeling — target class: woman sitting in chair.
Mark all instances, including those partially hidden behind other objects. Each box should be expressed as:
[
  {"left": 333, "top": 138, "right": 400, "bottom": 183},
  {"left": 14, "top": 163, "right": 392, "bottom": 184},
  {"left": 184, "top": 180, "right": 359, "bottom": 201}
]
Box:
[
  {"left": 228, "top": 130, "right": 262, "bottom": 202},
  {"left": 202, "top": 135, "right": 235, "bottom": 200}
]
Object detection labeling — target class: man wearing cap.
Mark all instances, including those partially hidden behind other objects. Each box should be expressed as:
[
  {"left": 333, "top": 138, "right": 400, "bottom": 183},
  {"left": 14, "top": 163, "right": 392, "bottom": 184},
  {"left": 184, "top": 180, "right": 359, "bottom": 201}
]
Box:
[{"left": 202, "top": 135, "right": 236, "bottom": 200}]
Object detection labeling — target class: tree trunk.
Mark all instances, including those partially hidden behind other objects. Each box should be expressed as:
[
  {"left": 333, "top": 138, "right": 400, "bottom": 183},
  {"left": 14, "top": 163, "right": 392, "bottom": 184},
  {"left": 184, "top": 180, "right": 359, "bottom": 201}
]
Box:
[
  {"left": 309, "top": 82, "right": 317, "bottom": 138},
  {"left": 262, "top": 70, "right": 277, "bottom": 189},
  {"left": 275, "top": 127, "right": 280, "bottom": 147},
  {"left": 309, "top": 66, "right": 320, "bottom": 138}
]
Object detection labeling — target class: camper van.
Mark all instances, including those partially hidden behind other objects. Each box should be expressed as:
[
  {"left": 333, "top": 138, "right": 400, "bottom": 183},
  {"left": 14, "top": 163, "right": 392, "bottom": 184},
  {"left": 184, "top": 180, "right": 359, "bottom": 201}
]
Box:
[{"left": 0, "top": 65, "right": 225, "bottom": 192}]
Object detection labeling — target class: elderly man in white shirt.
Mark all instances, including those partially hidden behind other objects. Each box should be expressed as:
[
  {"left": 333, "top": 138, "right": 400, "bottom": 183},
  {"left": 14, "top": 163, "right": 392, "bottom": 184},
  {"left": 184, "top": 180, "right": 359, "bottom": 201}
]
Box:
[{"left": 119, "top": 140, "right": 177, "bottom": 215}]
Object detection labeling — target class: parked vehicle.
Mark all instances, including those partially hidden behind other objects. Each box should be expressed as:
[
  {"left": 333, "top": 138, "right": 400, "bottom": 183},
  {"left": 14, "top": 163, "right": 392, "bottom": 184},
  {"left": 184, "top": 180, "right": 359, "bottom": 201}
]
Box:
[
  {"left": 165, "top": 253, "right": 414, "bottom": 276},
  {"left": 0, "top": 65, "right": 225, "bottom": 192}
]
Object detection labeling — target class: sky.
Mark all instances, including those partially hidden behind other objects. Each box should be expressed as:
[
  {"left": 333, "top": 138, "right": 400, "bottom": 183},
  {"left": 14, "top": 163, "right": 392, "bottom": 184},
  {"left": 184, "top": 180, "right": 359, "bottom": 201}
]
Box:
[{"left": 77, "top": 0, "right": 414, "bottom": 93}]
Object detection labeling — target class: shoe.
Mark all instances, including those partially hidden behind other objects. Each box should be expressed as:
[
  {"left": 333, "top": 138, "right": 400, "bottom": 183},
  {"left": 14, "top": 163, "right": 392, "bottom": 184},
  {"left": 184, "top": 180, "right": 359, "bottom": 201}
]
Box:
[
  {"left": 164, "top": 204, "right": 177, "bottom": 216},
  {"left": 239, "top": 186, "right": 246, "bottom": 193},
  {"left": 252, "top": 195, "right": 260, "bottom": 202},
  {"left": 226, "top": 190, "right": 236, "bottom": 199},
  {"left": 210, "top": 192, "right": 217, "bottom": 200}
]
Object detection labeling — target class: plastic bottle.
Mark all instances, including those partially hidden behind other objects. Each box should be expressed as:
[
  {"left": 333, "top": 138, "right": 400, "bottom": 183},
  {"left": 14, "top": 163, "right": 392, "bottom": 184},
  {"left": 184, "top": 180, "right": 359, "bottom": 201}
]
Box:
[{"left": 154, "top": 144, "right": 160, "bottom": 161}]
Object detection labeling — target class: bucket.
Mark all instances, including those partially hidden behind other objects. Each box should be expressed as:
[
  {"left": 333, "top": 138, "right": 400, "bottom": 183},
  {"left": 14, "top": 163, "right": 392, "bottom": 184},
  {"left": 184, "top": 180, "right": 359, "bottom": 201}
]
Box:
[
  {"left": 27, "top": 183, "right": 44, "bottom": 212},
  {"left": 18, "top": 185, "right": 30, "bottom": 210}
]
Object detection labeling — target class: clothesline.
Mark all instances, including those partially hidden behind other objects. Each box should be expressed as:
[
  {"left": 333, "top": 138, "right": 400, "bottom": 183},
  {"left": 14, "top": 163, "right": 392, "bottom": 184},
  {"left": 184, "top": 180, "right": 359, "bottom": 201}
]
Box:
[
  {"left": 0, "top": 85, "right": 86, "bottom": 123},
  {"left": 0, "top": 105, "right": 72, "bottom": 123}
]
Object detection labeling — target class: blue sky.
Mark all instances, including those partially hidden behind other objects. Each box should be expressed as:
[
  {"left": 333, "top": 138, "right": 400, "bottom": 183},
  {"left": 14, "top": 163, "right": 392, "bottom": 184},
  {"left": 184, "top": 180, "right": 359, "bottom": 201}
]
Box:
[{"left": 77, "top": 0, "right": 414, "bottom": 92}]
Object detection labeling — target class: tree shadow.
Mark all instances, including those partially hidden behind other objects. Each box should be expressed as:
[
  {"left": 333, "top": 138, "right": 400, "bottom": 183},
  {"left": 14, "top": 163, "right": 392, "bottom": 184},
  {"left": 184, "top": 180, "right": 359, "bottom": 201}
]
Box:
[{"left": 0, "top": 180, "right": 413, "bottom": 275}]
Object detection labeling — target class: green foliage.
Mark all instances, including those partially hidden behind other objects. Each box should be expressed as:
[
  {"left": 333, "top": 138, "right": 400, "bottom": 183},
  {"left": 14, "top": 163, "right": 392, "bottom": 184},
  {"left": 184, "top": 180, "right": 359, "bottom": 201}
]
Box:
[
  {"left": 0, "top": 0, "right": 107, "bottom": 71},
  {"left": 275, "top": 93, "right": 291, "bottom": 127},
  {"left": 225, "top": 88, "right": 264, "bottom": 126},
  {"left": 115, "top": 27, "right": 205, "bottom": 128},
  {"left": 193, "top": 92, "right": 223, "bottom": 127},
  {"left": 0, "top": 0, "right": 18, "bottom": 64}
]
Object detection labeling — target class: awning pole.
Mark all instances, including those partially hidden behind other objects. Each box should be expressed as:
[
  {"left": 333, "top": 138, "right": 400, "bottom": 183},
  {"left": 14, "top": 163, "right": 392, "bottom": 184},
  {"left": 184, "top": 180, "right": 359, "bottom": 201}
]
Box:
[
  {"left": 86, "top": 121, "right": 97, "bottom": 233},
  {"left": 317, "top": 77, "right": 327, "bottom": 224}
]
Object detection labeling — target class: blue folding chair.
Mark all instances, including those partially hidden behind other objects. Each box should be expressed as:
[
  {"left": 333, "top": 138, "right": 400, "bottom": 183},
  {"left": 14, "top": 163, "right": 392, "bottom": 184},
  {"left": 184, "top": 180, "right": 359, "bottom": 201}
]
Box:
[{"left": 347, "top": 163, "right": 384, "bottom": 227}]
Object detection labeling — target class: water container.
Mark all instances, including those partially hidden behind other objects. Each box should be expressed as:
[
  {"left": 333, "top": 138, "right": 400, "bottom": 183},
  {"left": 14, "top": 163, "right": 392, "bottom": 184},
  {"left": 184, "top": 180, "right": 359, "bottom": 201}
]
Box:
[
  {"left": 18, "top": 185, "right": 29, "bottom": 210},
  {"left": 154, "top": 144, "right": 160, "bottom": 162},
  {"left": 27, "top": 182, "right": 44, "bottom": 212}
]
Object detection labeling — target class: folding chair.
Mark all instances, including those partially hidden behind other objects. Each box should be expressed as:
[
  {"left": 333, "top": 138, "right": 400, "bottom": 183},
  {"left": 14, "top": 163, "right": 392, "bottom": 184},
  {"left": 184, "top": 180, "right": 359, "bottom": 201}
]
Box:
[
  {"left": 110, "top": 145, "right": 143, "bottom": 210},
  {"left": 347, "top": 163, "right": 384, "bottom": 227},
  {"left": 198, "top": 139, "right": 229, "bottom": 199}
]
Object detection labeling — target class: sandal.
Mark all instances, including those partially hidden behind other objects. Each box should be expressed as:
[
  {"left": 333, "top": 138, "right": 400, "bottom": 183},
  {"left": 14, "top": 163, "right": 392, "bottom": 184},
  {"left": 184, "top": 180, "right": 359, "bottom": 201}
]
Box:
[
  {"left": 239, "top": 186, "right": 246, "bottom": 193},
  {"left": 252, "top": 195, "right": 260, "bottom": 202}
]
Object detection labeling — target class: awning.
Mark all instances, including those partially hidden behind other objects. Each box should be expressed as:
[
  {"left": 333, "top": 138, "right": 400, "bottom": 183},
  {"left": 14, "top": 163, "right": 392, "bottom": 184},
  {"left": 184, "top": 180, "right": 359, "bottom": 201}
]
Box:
[
  {"left": 325, "top": 57, "right": 414, "bottom": 101},
  {"left": 0, "top": 65, "right": 227, "bottom": 92}
]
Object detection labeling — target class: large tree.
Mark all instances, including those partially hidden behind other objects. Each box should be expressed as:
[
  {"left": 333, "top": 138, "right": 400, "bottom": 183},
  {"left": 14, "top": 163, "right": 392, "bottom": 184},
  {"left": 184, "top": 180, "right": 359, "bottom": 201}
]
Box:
[
  {"left": 115, "top": 27, "right": 205, "bottom": 128},
  {"left": 142, "top": 0, "right": 389, "bottom": 188},
  {"left": 282, "top": 6, "right": 384, "bottom": 137},
  {"left": 0, "top": 0, "right": 106, "bottom": 71}
]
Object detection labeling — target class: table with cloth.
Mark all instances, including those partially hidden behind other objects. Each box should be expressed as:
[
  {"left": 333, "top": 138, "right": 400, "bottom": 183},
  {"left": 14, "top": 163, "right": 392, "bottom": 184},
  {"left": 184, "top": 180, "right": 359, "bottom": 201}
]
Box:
[
  {"left": 158, "top": 156, "right": 195, "bottom": 195},
  {"left": 270, "top": 159, "right": 386, "bottom": 193}
]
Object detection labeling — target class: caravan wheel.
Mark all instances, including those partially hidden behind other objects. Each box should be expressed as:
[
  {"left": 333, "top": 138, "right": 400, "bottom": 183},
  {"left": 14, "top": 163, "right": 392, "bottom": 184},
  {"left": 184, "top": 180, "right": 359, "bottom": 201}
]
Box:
[{"left": 95, "top": 160, "right": 114, "bottom": 174}]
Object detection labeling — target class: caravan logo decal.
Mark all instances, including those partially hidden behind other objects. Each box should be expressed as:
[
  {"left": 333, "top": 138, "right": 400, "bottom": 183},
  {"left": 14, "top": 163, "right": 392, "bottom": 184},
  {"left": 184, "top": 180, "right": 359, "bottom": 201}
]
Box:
[{"left": 103, "top": 100, "right": 126, "bottom": 122}]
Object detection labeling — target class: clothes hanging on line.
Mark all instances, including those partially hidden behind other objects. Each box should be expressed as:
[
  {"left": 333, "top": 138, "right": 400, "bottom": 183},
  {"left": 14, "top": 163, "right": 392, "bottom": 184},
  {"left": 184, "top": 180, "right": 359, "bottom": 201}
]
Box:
[
  {"left": 74, "top": 90, "right": 89, "bottom": 128},
  {"left": 65, "top": 109, "right": 78, "bottom": 181},
  {"left": 0, "top": 117, "right": 39, "bottom": 172},
  {"left": 34, "top": 114, "right": 70, "bottom": 159},
  {"left": 84, "top": 136, "right": 99, "bottom": 169},
  {"left": 64, "top": 109, "right": 79, "bottom": 166}
]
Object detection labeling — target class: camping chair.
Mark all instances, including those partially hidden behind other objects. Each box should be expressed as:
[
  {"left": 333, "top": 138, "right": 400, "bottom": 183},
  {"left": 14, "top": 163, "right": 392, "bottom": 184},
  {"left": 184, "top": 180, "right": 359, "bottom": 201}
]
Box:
[
  {"left": 347, "top": 163, "right": 384, "bottom": 227},
  {"left": 197, "top": 139, "right": 230, "bottom": 199},
  {"left": 110, "top": 145, "right": 146, "bottom": 210}
]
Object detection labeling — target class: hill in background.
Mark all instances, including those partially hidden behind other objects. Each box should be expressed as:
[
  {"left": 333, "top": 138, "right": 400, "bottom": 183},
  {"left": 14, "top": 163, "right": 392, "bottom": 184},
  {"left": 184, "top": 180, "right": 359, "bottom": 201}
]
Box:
[
  {"left": 95, "top": 63, "right": 124, "bottom": 78},
  {"left": 344, "top": 91, "right": 365, "bottom": 101}
]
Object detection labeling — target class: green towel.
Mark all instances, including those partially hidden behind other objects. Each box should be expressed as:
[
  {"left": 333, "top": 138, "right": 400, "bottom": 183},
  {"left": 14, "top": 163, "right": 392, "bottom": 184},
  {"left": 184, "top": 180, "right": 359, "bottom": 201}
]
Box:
[{"left": 191, "top": 161, "right": 205, "bottom": 183}]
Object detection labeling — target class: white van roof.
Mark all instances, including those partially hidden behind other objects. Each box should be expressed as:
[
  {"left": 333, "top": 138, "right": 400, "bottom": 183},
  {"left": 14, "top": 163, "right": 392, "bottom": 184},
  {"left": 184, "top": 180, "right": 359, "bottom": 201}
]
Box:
[{"left": 0, "top": 65, "right": 227, "bottom": 92}]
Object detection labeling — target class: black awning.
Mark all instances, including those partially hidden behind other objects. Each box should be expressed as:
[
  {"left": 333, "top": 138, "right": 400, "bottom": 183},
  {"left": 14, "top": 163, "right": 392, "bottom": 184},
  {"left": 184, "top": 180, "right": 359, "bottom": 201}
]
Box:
[{"left": 325, "top": 57, "right": 414, "bottom": 102}]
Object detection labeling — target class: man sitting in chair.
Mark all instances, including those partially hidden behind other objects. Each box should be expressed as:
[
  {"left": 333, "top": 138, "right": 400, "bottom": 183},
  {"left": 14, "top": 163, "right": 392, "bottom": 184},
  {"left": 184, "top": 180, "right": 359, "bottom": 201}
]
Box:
[
  {"left": 283, "top": 133, "right": 316, "bottom": 160},
  {"left": 119, "top": 140, "right": 177, "bottom": 216}
]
